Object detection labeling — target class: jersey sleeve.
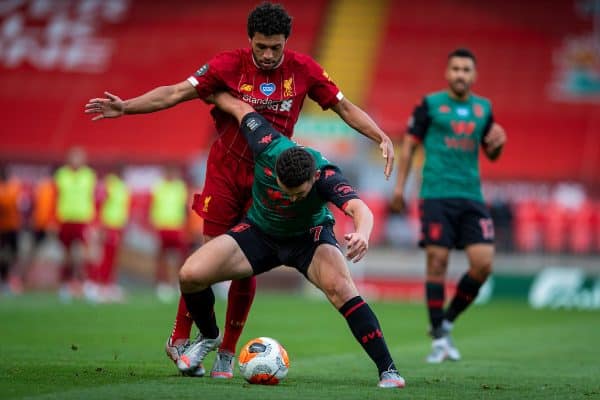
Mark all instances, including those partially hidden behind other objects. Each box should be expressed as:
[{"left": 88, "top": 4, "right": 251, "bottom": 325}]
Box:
[
  {"left": 406, "top": 98, "right": 431, "bottom": 142},
  {"left": 186, "top": 51, "right": 237, "bottom": 99},
  {"left": 315, "top": 166, "right": 360, "bottom": 210},
  {"left": 240, "top": 112, "right": 283, "bottom": 155},
  {"left": 304, "top": 56, "right": 343, "bottom": 110}
]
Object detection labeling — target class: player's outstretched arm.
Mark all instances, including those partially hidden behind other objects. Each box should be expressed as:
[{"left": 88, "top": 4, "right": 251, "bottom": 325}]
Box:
[
  {"left": 390, "top": 134, "right": 419, "bottom": 214},
  {"left": 85, "top": 81, "right": 199, "bottom": 121},
  {"left": 209, "top": 92, "right": 255, "bottom": 124},
  {"left": 341, "top": 198, "right": 373, "bottom": 263},
  {"left": 331, "top": 98, "right": 395, "bottom": 180},
  {"left": 483, "top": 122, "right": 506, "bottom": 161}
]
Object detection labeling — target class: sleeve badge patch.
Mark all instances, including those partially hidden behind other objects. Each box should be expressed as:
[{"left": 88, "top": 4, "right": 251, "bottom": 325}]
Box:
[{"left": 194, "top": 64, "right": 209, "bottom": 77}]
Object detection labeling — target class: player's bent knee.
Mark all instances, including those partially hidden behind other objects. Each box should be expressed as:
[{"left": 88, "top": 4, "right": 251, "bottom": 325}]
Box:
[
  {"left": 178, "top": 262, "right": 208, "bottom": 292},
  {"left": 320, "top": 279, "right": 358, "bottom": 308}
]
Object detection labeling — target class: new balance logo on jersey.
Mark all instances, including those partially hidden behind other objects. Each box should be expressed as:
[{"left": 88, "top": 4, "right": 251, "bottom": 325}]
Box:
[{"left": 280, "top": 99, "right": 293, "bottom": 112}]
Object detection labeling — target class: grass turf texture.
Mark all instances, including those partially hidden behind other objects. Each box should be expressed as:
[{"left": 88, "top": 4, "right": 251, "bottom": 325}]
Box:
[{"left": 1, "top": 291, "right": 599, "bottom": 399}]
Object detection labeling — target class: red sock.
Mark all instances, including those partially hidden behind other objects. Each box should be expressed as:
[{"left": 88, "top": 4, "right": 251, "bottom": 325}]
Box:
[
  {"left": 98, "top": 230, "right": 119, "bottom": 285},
  {"left": 220, "top": 276, "right": 256, "bottom": 354},
  {"left": 170, "top": 295, "right": 194, "bottom": 343}
]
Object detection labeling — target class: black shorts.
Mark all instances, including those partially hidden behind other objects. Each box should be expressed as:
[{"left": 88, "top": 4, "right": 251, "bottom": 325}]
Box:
[
  {"left": 0, "top": 230, "right": 18, "bottom": 255},
  {"left": 226, "top": 218, "right": 340, "bottom": 278},
  {"left": 419, "top": 198, "right": 494, "bottom": 249},
  {"left": 33, "top": 230, "right": 47, "bottom": 245}
]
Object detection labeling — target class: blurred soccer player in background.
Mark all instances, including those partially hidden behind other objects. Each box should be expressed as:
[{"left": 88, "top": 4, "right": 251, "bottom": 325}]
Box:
[
  {"left": 0, "top": 164, "right": 24, "bottom": 295},
  {"left": 176, "top": 91, "right": 404, "bottom": 388},
  {"left": 150, "top": 165, "right": 189, "bottom": 303},
  {"left": 54, "top": 147, "right": 97, "bottom": 301},
  {"left": 85, "top": 2, "right": 394, "bottom": 378},
  {"left": 93, "top": 164, "right": 130, "bottom": 303},
  {"left": 390, "top": 48, "right": 506, "bottom": 363}
]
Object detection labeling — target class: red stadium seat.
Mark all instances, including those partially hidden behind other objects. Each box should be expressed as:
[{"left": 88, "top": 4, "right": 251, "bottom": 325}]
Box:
[
  {"left": 567, "top": 201, "right": 594, "bottom": 254},
  {"left": 513, "top": 199, "right": 541, "bottom": 252},
  {"left": 541, "top": 200, "right": 569, "bottom": 253}
]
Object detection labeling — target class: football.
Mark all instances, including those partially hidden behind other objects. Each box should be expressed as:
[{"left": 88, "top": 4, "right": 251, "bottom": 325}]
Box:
[{"left": 238, "top": 337, "right": 290, "bottom": 385}]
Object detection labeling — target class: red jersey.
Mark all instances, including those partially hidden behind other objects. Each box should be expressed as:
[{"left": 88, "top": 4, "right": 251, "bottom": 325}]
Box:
[{"left": 187, "top": 48, "right": 342, "bottom": 163}]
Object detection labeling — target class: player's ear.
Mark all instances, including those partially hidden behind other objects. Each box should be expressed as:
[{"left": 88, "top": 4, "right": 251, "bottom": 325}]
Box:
[{"left": 314, "top": 170, "right": 321, "bottom": 181}]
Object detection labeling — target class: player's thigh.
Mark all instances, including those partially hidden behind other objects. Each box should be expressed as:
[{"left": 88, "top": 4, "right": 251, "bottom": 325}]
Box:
[
  {"left": 180, "top": 235, "right": 253, "bottom": 285},
  {"left": 306, "top": 244, "right": 359, "bottom": 308},
  {"left": 192, "top": 151, "right": 253, "bottom": 236}
]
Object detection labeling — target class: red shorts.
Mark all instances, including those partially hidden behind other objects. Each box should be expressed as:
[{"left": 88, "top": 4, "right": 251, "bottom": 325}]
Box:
[
  {"left": 192, "top": 144, "right": 254, "bottom": 236},
  {"left": 157, "top": 229, "right": 187, "bottom": 254},
  {"left": 58, "top": 222, "right": 88, "bottom": 247}
]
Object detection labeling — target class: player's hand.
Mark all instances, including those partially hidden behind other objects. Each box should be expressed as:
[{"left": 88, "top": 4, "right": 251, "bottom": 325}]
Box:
[
  {"left": 389, "top": 187, "right": 406, "bottom": 214},
  {"left": 344, "top": 232, "right": 369, "bottom": 263},
  {"left": 380, "top": 136, "right": 395, "bottom": 180},
  {"left": 484, "top": 122, "right": 506, "bottom": 152},
  {"left": 85, "top": 92, "right": 125, "bottom": 121}
]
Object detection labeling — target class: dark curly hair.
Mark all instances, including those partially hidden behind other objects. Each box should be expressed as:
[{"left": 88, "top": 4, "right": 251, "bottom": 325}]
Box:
[
  {"left": 275, "top": 147, "right": 315, "bottom": 188},
  {"left": 247, "top": 2, "right": 292, "bottom": 39}
]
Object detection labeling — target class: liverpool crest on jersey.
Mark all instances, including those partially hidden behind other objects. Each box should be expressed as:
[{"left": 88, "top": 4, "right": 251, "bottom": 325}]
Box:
[{"left": 283, "top": 77, "right": 295, "bottom": 97}]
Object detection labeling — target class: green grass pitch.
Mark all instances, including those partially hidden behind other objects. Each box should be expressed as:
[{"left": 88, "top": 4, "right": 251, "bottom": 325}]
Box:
[{"left": 1, "top": 291, "right": 599, "bottom": 399}]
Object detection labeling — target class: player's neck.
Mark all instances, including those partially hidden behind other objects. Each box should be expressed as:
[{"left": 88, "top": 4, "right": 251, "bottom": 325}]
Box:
[
  {"left": 251, "top": 53, "right": 285, "bottom": 71},
  {"left": 447, "top": 89, "right": 470, "bottom": 102}
]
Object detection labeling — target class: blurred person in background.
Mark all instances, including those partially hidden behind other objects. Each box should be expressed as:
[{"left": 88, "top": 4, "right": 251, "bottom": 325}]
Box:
[
  {"left": 0, "top": 164, "right": 24, "bottom": 294},
  {"left": 54, "top": 147, "right": 97, "bottom": 301},
  {"left": 85, "top": 2, "right": 394, "bottom": 378},
  {"left": 389, "top": 48, "right": 506, "bottom": 363},
  {"left": 89, "top": 164, "right": 131, "bottom": 303},
  {"left": 30, "top": 171, "right": 57, "bottom": 258},
  {"left": 21, "top": 169, "right": 58, "bottom": 292},
  {"left": 150, "top": 165, "right": 189, "bottom": 303}
]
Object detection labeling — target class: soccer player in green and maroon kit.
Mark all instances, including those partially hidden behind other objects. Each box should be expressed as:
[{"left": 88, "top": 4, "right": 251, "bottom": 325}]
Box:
[
  {"left": 175, "top": 91, "right": 405, "bottom": 388},
  {"left": 390, "top": 48, "right": 507, "bottom": 363}
]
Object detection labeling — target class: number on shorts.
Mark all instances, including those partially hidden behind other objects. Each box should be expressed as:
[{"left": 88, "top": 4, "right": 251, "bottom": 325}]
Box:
[{"left": 479, "top": 218, "right": 495, "bottom": 240}]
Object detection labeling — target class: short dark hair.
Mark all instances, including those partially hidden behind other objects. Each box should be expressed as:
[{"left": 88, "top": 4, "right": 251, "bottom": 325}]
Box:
[
  {"left": 275, "top": 147, "right": 315, "bottom": 188},
  {"left": 448, "top": 48, "right": 476, "bottom": 64},
  {"left": 247, "top": 2, "right": 292, "bottom": 39}
]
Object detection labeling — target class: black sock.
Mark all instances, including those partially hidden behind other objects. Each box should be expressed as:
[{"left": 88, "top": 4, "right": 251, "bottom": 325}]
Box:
[
  {"left": 182, "top": 287, "right": 219, "bottom": 339},
  {"left": 445, "top": 273, "right": 483, "bottom": 323},
  {"left": 425, "top": 281, "right": 445, "bottom": 338},
  {"left": 339, "top": 296, "right": 395, "bottom": 375}
]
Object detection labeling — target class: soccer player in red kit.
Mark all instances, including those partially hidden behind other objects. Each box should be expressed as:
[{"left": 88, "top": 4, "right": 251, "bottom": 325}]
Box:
[{"left": 85, "top": 2, "right": 394, "bottom": 378}]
